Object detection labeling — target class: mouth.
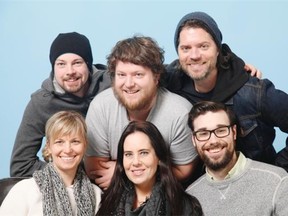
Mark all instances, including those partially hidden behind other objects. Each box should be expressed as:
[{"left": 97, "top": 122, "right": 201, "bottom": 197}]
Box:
[
  {"left": 124, "top": 89, "right": 139, "bottom": 94},
  {"left": 203, "top": 143, "right": 226, "bottom": 157},
  {"left": 59, "top": 156, "right": 76, "bottom": 162},
  {"left": 123, "top": 89, "right": 140, "bottom": 99},
  {"left": 131, "top": 169, "right": 145, "bottom": 176},
  {"left": 65, "top": 77, "right": 80, "bottom": 82},
  {"left": 187, "top": 62, "right": 205, "bottom": 69},
  {"left": 188, "top": 62, "right": 201, "bottom": 65},
  {"left": 206, "top": 147, "right": 223, "bottom": 153}
]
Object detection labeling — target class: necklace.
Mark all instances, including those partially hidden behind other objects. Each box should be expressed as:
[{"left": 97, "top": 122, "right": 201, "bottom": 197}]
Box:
[{"left": 137, "top": 196, "right": 150, "bottom": 207}]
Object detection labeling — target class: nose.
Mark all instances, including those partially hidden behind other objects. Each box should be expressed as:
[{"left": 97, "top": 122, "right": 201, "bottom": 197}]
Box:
[
  {"left": 66, "top": 64, "right": 76, "bottom": 75},
  {"left": 209, "top": 131, "right": 219, "bottom": 142},
  {"left": 124, "top": 76, "right": 135, "bottom": 88},
  {"left": 63, "top": 142, "right": 72, "bottom": 153},
  {"left": 189, "top": 47, "right": 201, "bottom": 60},
  {"left": 132, "top": 155, "right": 141, "bottom": 166}
]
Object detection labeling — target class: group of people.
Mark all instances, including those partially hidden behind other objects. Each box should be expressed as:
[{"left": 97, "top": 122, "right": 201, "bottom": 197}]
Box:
[{"left": 1, "top": 11, "right": 288, "bottom": 216}]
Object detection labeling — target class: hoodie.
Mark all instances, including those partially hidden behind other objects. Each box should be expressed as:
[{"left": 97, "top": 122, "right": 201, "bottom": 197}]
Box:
[
  {"left": 164, "top": 44, "right": 249, "bottom": 104},
  {"left": 10, "top": 64, "right": 111, "bottom": 177}
]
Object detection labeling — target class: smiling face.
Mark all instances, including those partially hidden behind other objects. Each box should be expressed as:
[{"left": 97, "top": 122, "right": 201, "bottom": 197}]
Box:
[
  {"left": 123, "top": 131, "right": 159, "bottom": 189},
  {"left": 192, "top": 110, "right": 237, "bottom": 171},
  {"left": 178, "top": 27, "right": 219, "bottom": 82},
  {"left": 113, "top": 61, "right": 159, "bottom": 112},
  {"left": 47, "top": 131, "right": 86, "bottom": 177},
  {"left": 54, "top": 53, "right": 90, "bottom": 97}
]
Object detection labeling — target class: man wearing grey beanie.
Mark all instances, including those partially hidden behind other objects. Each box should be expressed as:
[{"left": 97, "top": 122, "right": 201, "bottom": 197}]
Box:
[
  {"left": 10, "top": 32, "right": 111, "bottom": 177},
  {"left": 165, "top": 11, "right": 288, "bottom": 177}
]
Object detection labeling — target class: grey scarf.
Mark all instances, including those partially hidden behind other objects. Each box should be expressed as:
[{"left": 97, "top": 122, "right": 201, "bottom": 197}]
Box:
[
  {"left": 116, "top": 182, "right": 167, "bottom": 216},
  {"left": 33, "top": 163, "right": 96, "bottom": 216}
]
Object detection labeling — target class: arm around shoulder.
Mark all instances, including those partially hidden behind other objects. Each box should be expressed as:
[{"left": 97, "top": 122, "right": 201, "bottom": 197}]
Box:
[
  {"left": 84, "top": 156, "right": 109, "bottom": 180},
  {"left": 84, "top": 156, "right": 115, "bottom": 190},
  {"left": 172, "top": 157, "right": 199, "bottom": 182}
]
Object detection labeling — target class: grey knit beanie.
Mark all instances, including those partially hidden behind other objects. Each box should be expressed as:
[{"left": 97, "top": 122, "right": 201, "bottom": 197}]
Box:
[
  {"left": 174, "top": 11, "right": 222, "bottom": 52},
  {"left": 49, "top": 32, "right": 93, "bottom": 73}
]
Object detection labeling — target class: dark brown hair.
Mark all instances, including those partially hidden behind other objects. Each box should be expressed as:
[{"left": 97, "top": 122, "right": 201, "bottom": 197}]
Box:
[{"left": 107, "top": 36, "right": 165, "bottom": 85}]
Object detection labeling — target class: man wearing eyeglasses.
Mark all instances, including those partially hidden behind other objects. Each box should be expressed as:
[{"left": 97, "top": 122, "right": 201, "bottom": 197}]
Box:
[{"left": 186, "top": 101, "right": 288, "bottom": 215}]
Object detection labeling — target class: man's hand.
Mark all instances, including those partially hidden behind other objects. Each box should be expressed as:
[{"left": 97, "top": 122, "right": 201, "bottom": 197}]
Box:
[
  {"left": 91, "top": 160, "right": 116, "bottom": 190},
  {"left": 84, "top": 156, "right": 116, "bottom": 190},
  {"left": 244, "top": 63, "right": 262, "bottom": 78}
]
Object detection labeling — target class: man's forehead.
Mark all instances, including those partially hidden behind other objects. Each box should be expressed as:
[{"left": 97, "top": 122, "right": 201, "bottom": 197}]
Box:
[{"left": 194, "top": 111, "right": 229, "bottom": 127}]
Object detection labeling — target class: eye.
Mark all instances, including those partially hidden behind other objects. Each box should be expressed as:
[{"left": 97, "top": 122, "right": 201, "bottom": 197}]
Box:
[
  {"left": 197, "top": 131, "right": 209, "bottom": 136},
  {"left": 215, "top": 127, "right": 229, "bottom": 136},
  {"left": 135, "top": 73, "right": 144, "bottom": 78},
  {"left": 54, "top": 140, "right": 64, "bottom": 145},
  {"left": 124, "top": 152, "right": 133, "bottom": 158},
  {"left": 201, "top": 43, "right": 209, "bottom": 50},
  {"left": 55, "top": 62, "right": 65, "bottom": 67},
  {"left": 116, "top": 72, "right": 126, "bottom": 78},
  {"left": 71, "top": 140, "right": 81, "bottom": 145},
  {"left": 73, "top": 60, "right": 84, "bottom": 66},
  {"left": 217, "top": 128, "right": 226, "bottom": 133},
  {"left": 180, "top": 46, "right": 190, "bottom": 53},
  {"left": 140, "top": 151, "right": 149, "bottom": 156}
]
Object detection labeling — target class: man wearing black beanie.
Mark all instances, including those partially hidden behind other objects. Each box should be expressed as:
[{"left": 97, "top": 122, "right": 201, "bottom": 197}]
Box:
[
  {"left": 50, "top": 32, "right": 94, "bottom": 73},
  {"left": 165, "top": 11, "right": 288, "bottom": 175},
  {"left": 10, "top": 32, "right": 111, "bottom": 177}
]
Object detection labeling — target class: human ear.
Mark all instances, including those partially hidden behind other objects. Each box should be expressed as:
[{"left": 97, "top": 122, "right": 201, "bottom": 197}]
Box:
[
  {"left": 191, "top": 135, "right": 197, "bottom": 147},
  {"left": 232, "top": 125, "right": 237, "bottom": 140}
]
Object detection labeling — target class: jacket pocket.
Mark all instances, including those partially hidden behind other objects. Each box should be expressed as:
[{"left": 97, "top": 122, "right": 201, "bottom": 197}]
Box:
[{"left": 238, "top": 118, "right": 258, "bottom": 137}]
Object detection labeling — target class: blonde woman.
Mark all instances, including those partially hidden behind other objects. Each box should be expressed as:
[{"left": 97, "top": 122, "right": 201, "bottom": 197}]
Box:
[{"left": 1, "top": 111, "right": 102, "bottom": 215}]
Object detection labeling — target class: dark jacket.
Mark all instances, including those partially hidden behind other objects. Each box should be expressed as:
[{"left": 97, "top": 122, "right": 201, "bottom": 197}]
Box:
[
  {"left": 165, "top": 45, "right": 288, "bottom": 171},
  {"left": 100, "top": 182, "right": 198, "bottom": 216},
  {"left": 10, "top": 64, "right": 111, "bottom": 177}
]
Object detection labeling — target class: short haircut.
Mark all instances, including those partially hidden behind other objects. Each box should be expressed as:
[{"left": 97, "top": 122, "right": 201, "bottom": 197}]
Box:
[
  {"left": 188, "top": 101, "right": 238, "bottom": 132},
  {"left": 42, "top": 110, "right": 87, "bottom": 162}
]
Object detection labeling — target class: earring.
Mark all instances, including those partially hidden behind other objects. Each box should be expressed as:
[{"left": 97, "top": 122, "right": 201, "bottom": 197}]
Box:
[{"left": 49, "top": 156, "right": 52, "bottom": 163}]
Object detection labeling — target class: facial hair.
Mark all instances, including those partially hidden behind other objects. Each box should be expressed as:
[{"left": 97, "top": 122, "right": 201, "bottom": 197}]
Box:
[
  {"left": 198, "top": 142, "right": 234, "bottom": 171},
  {"left": 112, "top": 85, "right": 158, "bottom": 112},
  {"left": 181, "top": 64, "right": 211, "bottom": 82}
]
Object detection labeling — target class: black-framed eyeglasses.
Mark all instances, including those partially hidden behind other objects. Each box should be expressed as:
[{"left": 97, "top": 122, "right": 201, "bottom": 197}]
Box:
[{"left": 193, "top": 125, "right": 232, "bottom": 141}]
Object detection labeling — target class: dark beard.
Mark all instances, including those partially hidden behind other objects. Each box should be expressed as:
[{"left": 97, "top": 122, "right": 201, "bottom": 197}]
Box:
[{"left": 201, "top": 149, "right": 234, "bottom": 171}]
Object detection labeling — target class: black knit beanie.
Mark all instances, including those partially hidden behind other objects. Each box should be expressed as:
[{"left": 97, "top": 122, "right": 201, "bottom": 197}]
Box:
[
  {"left": 174, "top": 11, "right": 222, "bottom": 52},
  {"left": 49, "top": 32, "right": 93, "bottom": 73}
]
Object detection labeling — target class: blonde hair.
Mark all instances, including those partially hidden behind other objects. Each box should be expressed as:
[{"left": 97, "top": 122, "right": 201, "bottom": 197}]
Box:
[{"left": 42, "top": 110, "right": 87, "bottom": 162}]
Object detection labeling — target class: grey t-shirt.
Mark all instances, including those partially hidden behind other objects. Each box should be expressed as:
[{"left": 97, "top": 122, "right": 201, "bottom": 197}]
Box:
[{"left": 85, "top": 87, "right": 197, "bottom": 165}]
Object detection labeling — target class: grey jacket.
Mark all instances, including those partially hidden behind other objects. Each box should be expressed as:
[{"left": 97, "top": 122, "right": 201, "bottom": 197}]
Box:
[{"left": 10, "top": 64, "right": 111, "bottom": 177}]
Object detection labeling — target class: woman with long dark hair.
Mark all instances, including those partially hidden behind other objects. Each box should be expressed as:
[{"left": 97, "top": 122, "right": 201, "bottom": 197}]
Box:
[{"left": 97, "top": 121, "right": 203, "bottom": 216}]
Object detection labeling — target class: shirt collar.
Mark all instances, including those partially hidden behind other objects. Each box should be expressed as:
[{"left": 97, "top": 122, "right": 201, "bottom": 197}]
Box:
[{"left": 206, "top": 151, "right": 247, "bottom": 181}]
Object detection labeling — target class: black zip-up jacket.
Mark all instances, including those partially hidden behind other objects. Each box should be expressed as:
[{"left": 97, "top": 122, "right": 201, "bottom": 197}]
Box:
[{"left": 164, "top": 44, "right": 288, "bottom": 172}]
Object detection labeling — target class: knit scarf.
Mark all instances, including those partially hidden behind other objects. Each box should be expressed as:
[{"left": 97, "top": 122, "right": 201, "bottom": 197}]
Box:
[
  {"left": 115, "top": 182, "right": 167, "bottom": 216},
  {"left": 33, "top": 163, "right": 96, "bottom": 216}
]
